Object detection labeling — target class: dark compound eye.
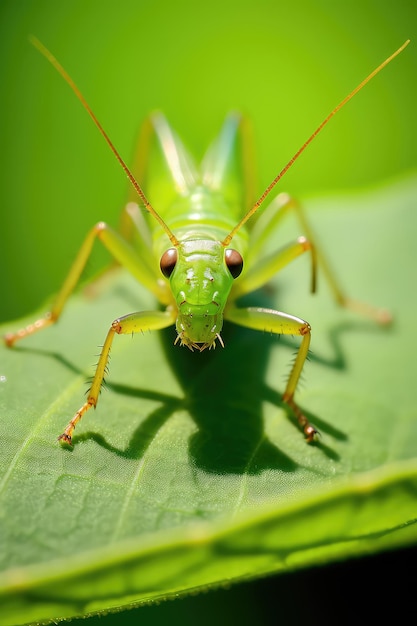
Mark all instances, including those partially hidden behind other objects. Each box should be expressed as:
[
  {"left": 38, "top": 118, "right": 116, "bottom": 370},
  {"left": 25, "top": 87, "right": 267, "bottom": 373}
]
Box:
[
  {"left": 225, "top": 249, "right": 243, "bottom": 278},
  {"left": 160, "top": 248, "right": 178, "bottom": 278}
]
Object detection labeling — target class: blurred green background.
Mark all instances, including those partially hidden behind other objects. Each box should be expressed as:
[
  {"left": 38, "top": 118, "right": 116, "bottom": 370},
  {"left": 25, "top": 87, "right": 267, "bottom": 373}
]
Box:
[
  {"left": 0, "top": 0, "right": 415, "bottom": 324},
  {"left": 0, "top": 1, "right": 416, "bottom": 625}
]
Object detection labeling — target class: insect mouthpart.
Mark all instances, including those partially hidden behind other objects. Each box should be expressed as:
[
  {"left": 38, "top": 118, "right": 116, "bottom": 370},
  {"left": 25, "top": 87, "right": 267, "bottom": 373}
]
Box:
[
  {"left": 174, "top": 332, "right": 224, "bottom": 352},
  {"left": 175, "top": 303, "right": 224, "bottom": 351}
]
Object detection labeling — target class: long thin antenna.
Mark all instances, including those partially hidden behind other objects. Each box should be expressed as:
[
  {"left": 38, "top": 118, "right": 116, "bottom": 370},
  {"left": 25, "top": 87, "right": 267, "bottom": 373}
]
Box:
[
  {"left": 222, "top": 39, "right": 410, "bottom": 246},
  {"left": 29, "top": 35, "right": 179, "bottom": 247}
]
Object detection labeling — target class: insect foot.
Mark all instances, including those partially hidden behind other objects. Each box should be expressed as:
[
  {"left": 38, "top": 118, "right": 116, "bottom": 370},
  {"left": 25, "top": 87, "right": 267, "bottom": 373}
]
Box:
[
  {"left": 4, "top": 313, "right": 56, "bottom": 347},
  {"left": 282, "top": 393, "right": 319, "bottom": 443},
  {"left": 57, "top": 400, "right": 96, "bottom": 446}
]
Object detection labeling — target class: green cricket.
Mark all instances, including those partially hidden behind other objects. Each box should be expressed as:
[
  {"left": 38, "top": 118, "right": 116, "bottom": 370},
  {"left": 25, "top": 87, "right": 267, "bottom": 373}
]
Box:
[{"left": 4, "top": 38, "right": 409, "bottom": 445}]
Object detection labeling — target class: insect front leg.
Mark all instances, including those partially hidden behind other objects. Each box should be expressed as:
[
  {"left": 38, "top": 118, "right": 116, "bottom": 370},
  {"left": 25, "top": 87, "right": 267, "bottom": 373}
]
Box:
[
  {"left": 58, "top": 308, "right": 176, "bottom": 445},
  {"left": 4, "top": 214, "right": 167, "bottom": 347},
  {"left": 225, "top": 305, "right": 315, "bottom": 442}
]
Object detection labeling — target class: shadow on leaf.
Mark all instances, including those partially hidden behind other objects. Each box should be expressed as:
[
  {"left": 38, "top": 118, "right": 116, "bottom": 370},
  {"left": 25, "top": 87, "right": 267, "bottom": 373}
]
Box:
[{"left": 12, "top": 300, "right": 393, "bottom": 472}]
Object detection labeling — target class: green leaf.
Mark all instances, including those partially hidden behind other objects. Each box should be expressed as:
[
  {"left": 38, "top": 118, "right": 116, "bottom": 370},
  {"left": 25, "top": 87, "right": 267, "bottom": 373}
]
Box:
[{"left": 1, "top": 173, "right": 416, "bottom": 625}]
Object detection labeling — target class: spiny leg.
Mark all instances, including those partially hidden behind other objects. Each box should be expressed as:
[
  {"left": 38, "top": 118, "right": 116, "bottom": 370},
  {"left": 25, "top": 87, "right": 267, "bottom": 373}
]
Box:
[
  {"left": 225, "top": 305, "right": 315, "bottom": 442},
  {"left": 230, "top": 236, "right": 316, "bottom": 440},
  {"left": 58, "top": 308, "right": 176, "bottom": 445},
  {"left": 247, "top": 192, "right": 391, "bottom": 324},
  {"left": 4, "top": 217, "right": 167, "bottom": 347}
]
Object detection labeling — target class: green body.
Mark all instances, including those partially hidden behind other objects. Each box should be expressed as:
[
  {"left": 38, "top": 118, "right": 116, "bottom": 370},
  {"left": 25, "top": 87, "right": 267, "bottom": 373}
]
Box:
[{"left": 131, "top": 112, "right": 251, "bottom": 350}]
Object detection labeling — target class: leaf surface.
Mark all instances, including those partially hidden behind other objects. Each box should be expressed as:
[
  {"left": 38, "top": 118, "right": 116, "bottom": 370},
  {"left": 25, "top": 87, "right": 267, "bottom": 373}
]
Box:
[{"left": 0, "top": 174, "right": 416, "bottom": 625}]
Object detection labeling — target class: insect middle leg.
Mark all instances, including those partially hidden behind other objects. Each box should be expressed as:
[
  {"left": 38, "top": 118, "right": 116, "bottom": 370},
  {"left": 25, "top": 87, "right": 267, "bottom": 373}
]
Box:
[
  {"left": 246, "top": 192, "right": 391, "bottom": 324},
  {"left": 58, "top": 307, "right": 176, "bottom": 445},
  {"left": 4, "top": 212, "right": 168, "bottom": 347}
]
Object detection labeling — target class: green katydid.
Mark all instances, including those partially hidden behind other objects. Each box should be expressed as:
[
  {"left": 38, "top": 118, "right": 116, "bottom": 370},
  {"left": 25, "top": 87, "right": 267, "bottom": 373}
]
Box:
[{"left": 4, "top": 38, "right": 409, "bottom": 446}]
